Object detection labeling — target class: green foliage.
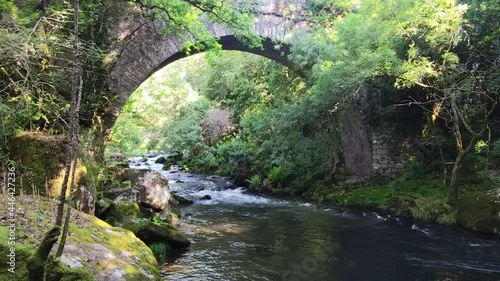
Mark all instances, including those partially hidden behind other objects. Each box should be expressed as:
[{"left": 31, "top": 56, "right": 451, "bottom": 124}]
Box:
[
  {"left": 147, "top": 242, "right": 167, "bottom": 262},
  {"left": 0, "top": 0, "right": 15, "bottom": 14},
  {"left": 0, "top": 0, "right": 113, "bottom": 161},
  {"left": 106, "top": 0, "right": 499, "bottom": 223},
  {"left": 318, "top": 178, "right": 455, "bottom": 222},
  {"left": 267, "top": 166, "right": 287, "bottom": 184},
  {"left": 138, "top": 0, "right": 261, "bottom": 52},
  {"left": 436, "top": 210, "right": 458, "bottom": 225},
  {"left": 491, "top": 140, "right": 500, "bottom": 164},
  {"left": 246, "top": 174, "right": 261, "bottom": 186}
]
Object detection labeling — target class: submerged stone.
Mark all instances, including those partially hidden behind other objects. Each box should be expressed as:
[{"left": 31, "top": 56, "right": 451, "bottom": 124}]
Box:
[{"left": 199, "top": 195, "right": 212, "bottom": 201}]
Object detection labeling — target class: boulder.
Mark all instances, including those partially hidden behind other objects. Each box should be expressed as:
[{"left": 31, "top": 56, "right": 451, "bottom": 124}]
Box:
[
  {"left": 155, "top": 156, "right": 166, "bottom": 164},
  {"left": 95, "top": 198, "right": 113, "bottom": 219},
  {"left": 199, "top": 195, "right": 212, "bottom": 201},
  {"left": 9, "top": 132, "right": 97, "bottom": 215},
  {"left": 458, "top": 189, "right": 500, "bottom": 235},
  {"left": 116, "top": 169, "right": 171, "bottom": 211},
  {"left": 126, "top": 221, "right": 191, "bottom": 248},
  {"left": 105, "top": 199, "right": 141, "bottom": 227},
  {"left": 0, "top": 195, "right": 160, "bottom": 281},
  {"left": 170, "top": 193, "right": 194, "bottom": 206},
  {"left": 138, "top": 171, "right": 171, "bottom": 211}
]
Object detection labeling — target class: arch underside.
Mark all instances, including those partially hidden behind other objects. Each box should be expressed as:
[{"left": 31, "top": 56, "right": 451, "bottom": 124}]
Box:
[
  {"left": 146, "top": 35, "right": 293, "bottom": 85},
  {"left": 104, "top": 34, "right": 296, "bottom": 130}
]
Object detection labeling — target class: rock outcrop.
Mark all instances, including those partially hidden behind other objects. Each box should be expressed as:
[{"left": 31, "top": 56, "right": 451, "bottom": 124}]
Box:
[
  {"left": 8, "top": 132, "right": 97, "bottom": 214},
  {"left": 0, "top": 196, "right": 160, "bottom": 281},
  {"left": 101, "top": 168, "right": 191, "bottom": 248}
]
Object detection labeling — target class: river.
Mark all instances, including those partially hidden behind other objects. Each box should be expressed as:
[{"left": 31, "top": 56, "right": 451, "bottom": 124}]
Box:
[{"left": 131, "top": 157, "right": 500, "bottom": 281}]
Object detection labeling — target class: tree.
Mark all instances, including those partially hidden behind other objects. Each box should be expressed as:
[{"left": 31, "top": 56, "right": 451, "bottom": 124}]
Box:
[
  {"left": 27, "top": 0, "right": 82, "bottom": 278},
  {"left": 395, "top": 0, "right": 499, "bottom": 206},
  {"left": 134, "top": 0, "right": 261, "bottom": 53}
]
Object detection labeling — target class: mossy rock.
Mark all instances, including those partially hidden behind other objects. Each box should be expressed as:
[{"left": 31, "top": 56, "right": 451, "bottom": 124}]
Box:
[
  {"left": 9, "top": 133, "right": 86, "bottom": 197},
  {"left": 45, "top": 256, "right": 95, "bottom": 281},
  {"left": 105, "top": 199, "right": 141, "bottom": 227},
  {"left": 95, "top": 198, "right": 113, "bottom": 219},
  {"left": 0, "top": 241, "right": 95, "bottom": 281},
  {"left": 9, "top": 132, "right": 96, "bottom": 214},
  {"left": 125, "top": 220, "right": 191, "bottom": 248},
  {"left": 157, "top": 206, "right": 181, "bottom": 225},
  {"left": 0, "top": 195, "right": 160, "bottom": 281},
  {"left": 458, "top": 189, "right": 500, "bottom": 235}
]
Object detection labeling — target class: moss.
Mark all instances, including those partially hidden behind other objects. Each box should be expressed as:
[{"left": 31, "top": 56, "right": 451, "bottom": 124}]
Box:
[
  {"left": 105, "top": 200, "right": 141, "bottom": 226},
  {"left": 0, "top": 228, "right": 94, "bottom": 281},
  {"left": 9, "top": 132, "right": 89, "bottom": 199},
  {"left": 45, "top": 256, "right": 95, "bottom": 281},
  {"left": 308, "top": 178, "right": 455, "bottom": 223},
  {"left": 0, "top": 229, "right": 32, "bottom": 280},
  {"left": 458, "top": 190, "right": 500, "bottom": 235},
  {"left": 10, "top": 132, "right": 67, "bottom": 196},
  {"left": 0, "top": 196, "right": 160, "bottom": 281}
]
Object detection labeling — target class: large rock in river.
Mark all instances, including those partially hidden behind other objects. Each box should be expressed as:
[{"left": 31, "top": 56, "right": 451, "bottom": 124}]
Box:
[
  {"left": 0, "top": 195, "right": 160, "bottom": 281},
  {"left": 458, "top": 188, "right": 500, "bottom": 235},
  {"left": 115, "top": 169, "right": 171, "bottom": 211}
]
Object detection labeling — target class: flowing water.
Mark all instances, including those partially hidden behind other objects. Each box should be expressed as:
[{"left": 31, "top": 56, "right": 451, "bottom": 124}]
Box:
[{"left": 131, "top": 157, "right": 500, "bottom": 281}]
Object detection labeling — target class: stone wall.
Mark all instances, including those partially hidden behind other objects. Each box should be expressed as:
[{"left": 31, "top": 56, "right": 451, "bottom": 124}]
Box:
[
  {"left": 371, "top": 133, "right": 409, "bottom": 176},
  {"left": 339, "top": 108, "right": 375, "bottom": 177}
]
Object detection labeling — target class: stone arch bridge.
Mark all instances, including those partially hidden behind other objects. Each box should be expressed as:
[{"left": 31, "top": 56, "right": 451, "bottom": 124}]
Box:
[{"left": 100, "top": 0, "right": 402, "bottom": 178}]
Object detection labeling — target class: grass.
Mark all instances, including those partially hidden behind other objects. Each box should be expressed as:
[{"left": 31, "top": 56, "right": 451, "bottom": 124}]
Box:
[
  {"left": 313, "top": 178, "right": 458, "bottom": 223},
  {"left": 148, "top": 242, "right": 168, "bottom": 262}
]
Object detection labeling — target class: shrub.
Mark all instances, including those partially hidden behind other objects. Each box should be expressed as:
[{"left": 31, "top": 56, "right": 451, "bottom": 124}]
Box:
[
  {"left": 267, "top": 166, "right": 287, "bottom": 184},
  {"left": 246, "top": 174, "right": 261, "bottom": 187}
]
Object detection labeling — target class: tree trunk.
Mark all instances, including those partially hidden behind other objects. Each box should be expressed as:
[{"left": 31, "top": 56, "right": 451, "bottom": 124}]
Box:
[
  {"left": 26, "top": 227, "right": 60, "bottom": 281},
  {"left": 448, "top": 152, "right": 465, "bottom": 208},
  {"left": 27, "top": 0, "right": 80, "bottom": 278}
]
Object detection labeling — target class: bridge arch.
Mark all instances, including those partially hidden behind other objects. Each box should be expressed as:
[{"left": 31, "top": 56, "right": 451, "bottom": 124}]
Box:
[{"left": 103, "top": 0, "right": 308, "bottom": 129}]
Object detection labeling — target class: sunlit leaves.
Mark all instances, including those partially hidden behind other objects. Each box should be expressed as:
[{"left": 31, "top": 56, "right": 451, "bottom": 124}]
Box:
[{"left": 138, "top": 0, "right": 262, "bottom": 53}]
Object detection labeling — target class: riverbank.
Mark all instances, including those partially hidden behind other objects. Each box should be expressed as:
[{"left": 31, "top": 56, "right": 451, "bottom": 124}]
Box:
[{"left": 244, "top": 175, "right": 500, "bottom": 236}]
